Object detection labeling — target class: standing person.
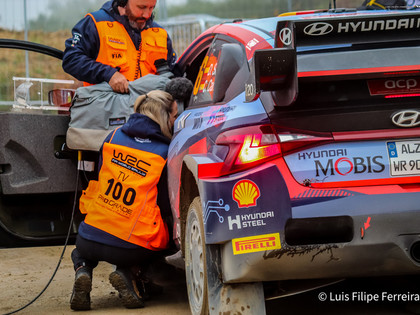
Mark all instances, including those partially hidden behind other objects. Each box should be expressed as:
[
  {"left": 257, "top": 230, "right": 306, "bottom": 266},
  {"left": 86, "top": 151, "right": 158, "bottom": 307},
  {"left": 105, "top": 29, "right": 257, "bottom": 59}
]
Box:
[
  {"left": 70, "top": 90, "right": 177, "bottom": 311},
  {"left": 62, "top": 0, "right": 177, "bottom": 94}
]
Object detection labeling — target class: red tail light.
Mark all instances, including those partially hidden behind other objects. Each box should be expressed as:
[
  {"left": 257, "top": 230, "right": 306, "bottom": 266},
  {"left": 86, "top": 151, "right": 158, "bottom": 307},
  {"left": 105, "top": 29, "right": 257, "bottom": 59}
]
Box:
[
  {"left": 206, "top": 125, "right": 333, "bottom": 177},
  {"left": 385, "top": 93, "right": 420, "bottom": 99},
  {"left": 235, "top": 133, "right": 281, "bottom": 165},
  {"left": 214, "top": 125, "right": 280, "bottom": 175}
]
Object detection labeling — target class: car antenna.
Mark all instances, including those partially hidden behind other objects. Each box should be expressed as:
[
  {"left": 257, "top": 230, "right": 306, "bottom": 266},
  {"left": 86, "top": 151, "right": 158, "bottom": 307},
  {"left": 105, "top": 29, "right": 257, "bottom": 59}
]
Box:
[{"left": 329, "top": 0, "right": 337, "bottom": 10}]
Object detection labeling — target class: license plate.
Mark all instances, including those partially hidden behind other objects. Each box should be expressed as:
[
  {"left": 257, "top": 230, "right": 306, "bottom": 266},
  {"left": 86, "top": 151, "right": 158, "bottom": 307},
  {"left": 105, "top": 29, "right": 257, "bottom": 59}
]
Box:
[{"left": 387, "top": 140, "right": 420, "bottom": 176}]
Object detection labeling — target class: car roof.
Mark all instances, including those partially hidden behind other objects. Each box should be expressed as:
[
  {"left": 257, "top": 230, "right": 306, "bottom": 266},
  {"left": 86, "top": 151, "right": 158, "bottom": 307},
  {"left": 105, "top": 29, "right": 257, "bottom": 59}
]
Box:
[
  {"left": 185, "top": 8, "right": 420, "bottom": 58},
  {"left": 179, "top": 8, "right": 420, "bottom": 79}
]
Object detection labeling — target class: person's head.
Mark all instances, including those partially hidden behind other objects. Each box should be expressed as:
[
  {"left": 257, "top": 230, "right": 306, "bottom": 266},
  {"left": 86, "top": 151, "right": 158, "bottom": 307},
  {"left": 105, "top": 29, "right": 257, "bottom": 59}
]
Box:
[
  {"left": 117, "top": 0, "right": 157, "bottom": 29},
  {"left": 133, "top": 90, "right": 177, "bottom": 139}
]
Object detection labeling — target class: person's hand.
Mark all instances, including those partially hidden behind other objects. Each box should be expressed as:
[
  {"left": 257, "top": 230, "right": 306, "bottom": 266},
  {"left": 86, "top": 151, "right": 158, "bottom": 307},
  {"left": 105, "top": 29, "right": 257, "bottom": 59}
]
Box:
[{"left": 109, "top": 72, "right": 129, "bottom": 94}]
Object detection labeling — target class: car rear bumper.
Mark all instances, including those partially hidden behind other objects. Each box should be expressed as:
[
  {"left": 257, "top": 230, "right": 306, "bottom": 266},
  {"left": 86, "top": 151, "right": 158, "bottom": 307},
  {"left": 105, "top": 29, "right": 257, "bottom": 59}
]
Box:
[
  {"left": 220, "top": 197, "right": 420, "bottom": 283},
  {"left": 198, "top": 160, "right": 420, "bottom": 282}
]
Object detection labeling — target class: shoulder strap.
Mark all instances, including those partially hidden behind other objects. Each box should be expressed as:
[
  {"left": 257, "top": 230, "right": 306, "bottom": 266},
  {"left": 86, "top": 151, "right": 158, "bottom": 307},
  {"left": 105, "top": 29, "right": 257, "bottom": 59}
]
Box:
[{"left": 108, "top": 127, "right": 121, "bottom": 144}]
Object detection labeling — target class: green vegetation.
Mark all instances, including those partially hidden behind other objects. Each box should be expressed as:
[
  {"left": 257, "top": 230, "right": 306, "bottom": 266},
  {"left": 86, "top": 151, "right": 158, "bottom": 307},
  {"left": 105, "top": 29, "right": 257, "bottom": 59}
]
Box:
[
  {"left": 0, "top": 0, "right": 364, "bottom": 101},
  {"left": 168, "top": 0, "right": 362, "bottom": 18},
  {"left": 0, "top": 29, "right": 75, "bottom": 102},
  {"left": 28, "top": 0, "right": 363, "bottom": 31}
]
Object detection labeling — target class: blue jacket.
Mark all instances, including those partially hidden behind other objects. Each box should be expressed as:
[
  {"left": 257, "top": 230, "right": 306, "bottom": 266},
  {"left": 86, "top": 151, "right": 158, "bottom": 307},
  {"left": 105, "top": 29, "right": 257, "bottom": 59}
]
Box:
[
  {"left": 79, "top": 113, "right": 172, "bottom": 248},
  {"left": 62, "top": 1, "right": 177, "bottom": 84}
]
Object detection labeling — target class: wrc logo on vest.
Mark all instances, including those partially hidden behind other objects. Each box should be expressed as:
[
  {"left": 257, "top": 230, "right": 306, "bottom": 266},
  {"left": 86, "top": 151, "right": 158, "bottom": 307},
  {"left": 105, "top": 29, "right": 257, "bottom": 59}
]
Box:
[{"left": 112, "top": 150, "right": 149, "bottom": 177}]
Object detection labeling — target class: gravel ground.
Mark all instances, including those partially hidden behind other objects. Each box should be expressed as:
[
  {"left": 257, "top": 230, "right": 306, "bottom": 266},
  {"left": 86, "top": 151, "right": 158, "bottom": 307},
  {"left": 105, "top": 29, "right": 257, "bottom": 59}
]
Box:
[{"left": 0, "top": 245, "right": 190, "bottom": 315}]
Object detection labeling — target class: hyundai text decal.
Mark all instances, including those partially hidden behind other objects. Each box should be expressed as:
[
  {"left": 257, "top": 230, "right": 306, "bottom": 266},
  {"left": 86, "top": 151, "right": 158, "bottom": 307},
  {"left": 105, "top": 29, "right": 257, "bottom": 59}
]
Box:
[
  {"left": 297, "top": 149, "right": 347, "bottom": 160},
  {"left": 298, "top": 17, "right": 420, "bottom": 37},
  {"left": 337, "top": 18, "right": 420, "bottom": 33}
]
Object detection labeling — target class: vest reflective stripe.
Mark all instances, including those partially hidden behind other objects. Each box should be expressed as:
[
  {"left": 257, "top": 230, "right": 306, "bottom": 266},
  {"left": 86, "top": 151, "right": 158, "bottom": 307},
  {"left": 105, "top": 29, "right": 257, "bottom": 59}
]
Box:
[
  {"left": 81, "top": 141, "right": 169, "bottom": 250},
  {"left": 86, "top": 13, "right": 169, "bottom": 85}
]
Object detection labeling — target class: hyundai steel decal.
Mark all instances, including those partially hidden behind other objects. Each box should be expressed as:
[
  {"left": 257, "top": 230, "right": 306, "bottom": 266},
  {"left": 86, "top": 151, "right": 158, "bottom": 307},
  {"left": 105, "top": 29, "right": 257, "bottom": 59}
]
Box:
[{"left": 200, "top": 166, "right": 290, "bottom": 244}]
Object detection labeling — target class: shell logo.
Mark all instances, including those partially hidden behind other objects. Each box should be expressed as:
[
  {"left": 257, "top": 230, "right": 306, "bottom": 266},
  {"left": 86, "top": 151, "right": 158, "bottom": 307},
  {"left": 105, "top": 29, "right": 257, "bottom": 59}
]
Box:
[{"left": 232, "top": 180, "right": 261, "bottom": 208}]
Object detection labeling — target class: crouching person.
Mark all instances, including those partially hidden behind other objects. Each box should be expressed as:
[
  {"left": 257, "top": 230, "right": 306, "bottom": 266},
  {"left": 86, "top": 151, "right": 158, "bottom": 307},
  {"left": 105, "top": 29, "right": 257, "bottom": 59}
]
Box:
[{"left": 70, "top": 90, "right": 177, "bottom": 310}]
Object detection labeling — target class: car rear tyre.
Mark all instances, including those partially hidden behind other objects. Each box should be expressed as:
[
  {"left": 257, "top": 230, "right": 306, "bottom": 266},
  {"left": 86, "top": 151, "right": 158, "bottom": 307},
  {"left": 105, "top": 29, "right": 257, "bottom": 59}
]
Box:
[{"left": 185, "top": 197, "right": 209, "bottom": 315}]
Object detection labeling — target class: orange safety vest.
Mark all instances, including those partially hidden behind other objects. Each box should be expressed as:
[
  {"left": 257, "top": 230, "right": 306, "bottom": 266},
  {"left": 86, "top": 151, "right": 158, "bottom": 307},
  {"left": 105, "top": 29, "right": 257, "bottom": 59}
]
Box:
[
  {"left": 85, "top": 13, "right": 170, "bottom": 85},
  {"left": 79, "top": 133, "right": 169, "bottom": 250}
]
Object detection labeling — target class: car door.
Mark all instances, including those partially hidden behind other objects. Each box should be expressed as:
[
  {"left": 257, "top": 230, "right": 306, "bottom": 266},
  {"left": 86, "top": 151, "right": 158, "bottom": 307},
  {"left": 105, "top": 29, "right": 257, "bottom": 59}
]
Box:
[{"left": 0, "top": 39, "right": 81, "bottom": 247}]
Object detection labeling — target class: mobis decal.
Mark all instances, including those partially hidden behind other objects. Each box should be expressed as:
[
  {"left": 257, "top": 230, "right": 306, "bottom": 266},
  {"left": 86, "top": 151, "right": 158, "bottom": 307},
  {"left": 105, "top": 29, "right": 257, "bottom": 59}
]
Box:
[
  {"left": 232, "top": 179, "right": 261, "bottom": 208},
  {"left": 284, "top": 142, "right": 390, "bottom": 183},
  {"left": 315, "top": 156, "right": 385, "bottom": 177}
]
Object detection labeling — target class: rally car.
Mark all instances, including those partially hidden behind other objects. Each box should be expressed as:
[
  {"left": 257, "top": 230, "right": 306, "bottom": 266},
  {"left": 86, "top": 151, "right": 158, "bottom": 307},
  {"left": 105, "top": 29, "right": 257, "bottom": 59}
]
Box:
[{"left": 167, "top": 7, "right": 420, "bottom": 315}]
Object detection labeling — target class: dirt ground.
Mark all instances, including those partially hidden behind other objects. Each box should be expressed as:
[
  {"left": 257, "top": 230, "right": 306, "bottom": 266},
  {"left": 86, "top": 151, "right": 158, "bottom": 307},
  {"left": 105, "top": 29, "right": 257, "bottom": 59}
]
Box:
[
  {"left": 1, "top": 246, "right": 419, "bottom": 315},
  {"left": 0, "top": 245, "right": 190, "bottom": 315}
]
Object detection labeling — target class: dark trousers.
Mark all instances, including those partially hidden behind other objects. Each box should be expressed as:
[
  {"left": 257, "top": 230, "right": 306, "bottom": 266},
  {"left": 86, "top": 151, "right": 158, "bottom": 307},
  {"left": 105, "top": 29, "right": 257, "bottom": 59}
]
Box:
[{"left": 71, "top": 234, "right": 158, "bottom": 272}]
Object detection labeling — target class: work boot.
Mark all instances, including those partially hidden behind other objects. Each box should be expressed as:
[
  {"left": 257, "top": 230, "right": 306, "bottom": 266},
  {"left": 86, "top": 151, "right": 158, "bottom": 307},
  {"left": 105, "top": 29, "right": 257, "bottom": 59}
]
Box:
[
  {"left": 70, "top": 266, "right": 92, "bottom": 311},
  {"left": 135, "top": 273, "right": 163, "bottom": 301},
  {"left": 109, "top": 268, "right": 144, "bottom": 309}
]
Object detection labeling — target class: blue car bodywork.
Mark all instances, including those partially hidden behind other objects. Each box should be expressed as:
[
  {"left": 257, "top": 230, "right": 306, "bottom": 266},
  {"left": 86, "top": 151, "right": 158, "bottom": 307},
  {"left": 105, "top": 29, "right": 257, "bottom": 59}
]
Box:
[{"left": 167, "top": 8, "right": 420, "bottom": 314}]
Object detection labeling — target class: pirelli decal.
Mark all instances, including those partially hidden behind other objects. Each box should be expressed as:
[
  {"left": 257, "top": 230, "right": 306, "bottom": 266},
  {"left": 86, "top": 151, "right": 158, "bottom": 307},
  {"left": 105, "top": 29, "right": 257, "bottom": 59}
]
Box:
[{"left": 232, "top": 233, "right": 281, "bottom": 255}]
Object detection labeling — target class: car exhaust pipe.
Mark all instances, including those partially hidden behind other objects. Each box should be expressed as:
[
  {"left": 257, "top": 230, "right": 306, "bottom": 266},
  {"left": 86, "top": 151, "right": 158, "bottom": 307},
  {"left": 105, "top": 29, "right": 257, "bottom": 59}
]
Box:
[{"left": 410, "top": 241, "right": 420, "bottom": 263}]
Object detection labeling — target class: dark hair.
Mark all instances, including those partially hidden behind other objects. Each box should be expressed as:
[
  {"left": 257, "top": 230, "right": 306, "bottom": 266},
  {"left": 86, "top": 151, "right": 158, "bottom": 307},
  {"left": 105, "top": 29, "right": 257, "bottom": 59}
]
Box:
[
  {"left": 115, "top": 0, "right": 128, "bottom": 7},
  {"left": 165, "top": 77, "right": 194, "bottom": 105}
]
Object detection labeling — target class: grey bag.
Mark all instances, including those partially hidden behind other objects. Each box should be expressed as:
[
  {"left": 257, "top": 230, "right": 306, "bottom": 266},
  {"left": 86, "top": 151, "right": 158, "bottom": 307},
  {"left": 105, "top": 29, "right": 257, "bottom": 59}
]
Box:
[{"left": 66, "top": 73, "right": 172, "bottom": 151}]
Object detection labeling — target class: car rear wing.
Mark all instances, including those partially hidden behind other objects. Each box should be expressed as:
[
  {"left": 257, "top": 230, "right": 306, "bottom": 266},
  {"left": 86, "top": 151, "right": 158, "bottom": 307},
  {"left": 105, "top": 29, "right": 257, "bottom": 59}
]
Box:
[
  {"left": 280, "top": 10, "right": 420, "bottom": 47},
  {"left": 245, "top": 11, "right": 420, "bottom": 103}
]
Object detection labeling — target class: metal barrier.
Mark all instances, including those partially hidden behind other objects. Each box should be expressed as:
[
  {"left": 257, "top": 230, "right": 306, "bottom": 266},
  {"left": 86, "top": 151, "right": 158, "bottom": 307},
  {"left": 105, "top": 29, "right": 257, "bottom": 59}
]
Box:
[{"left": 159, "top": 17, "right": 226, "bottom": 55}]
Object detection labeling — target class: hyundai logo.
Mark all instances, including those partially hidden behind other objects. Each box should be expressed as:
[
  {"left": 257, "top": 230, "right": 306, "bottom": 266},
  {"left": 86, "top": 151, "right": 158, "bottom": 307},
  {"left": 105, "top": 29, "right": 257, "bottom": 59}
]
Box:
[
  {"left": 391, "top": 110, "right": 420, "bottom": 128},
  {"left": 304, "top": 22, "right": 333, "bottom": 36},
  {"left": 278, "top": 28, "right": 292, "bottom": 46}
]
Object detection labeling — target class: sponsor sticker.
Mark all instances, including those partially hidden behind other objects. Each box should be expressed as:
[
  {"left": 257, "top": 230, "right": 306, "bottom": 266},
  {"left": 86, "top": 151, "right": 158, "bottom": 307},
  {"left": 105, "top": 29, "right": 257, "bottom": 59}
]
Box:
[
  {"left": 107, "top": 36, "right": 125, "bottom": 45},
  {"left": 227, "top": 211, "right": 274, "bottom": 230},
  {"left": 232, "top": 179, "right": 261, "bottom": 208},
  {"left": 368, "top": 77, "right": 420, "bottom": 96},
  {"left": 232, "top": 233, "right": 281, "bottom": 255},
  {"left": 283, "top": 142, "right": 389, "bottom": 183},
  {"left": 109, "top": 117, "right": 126, "bottom": 126}
]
